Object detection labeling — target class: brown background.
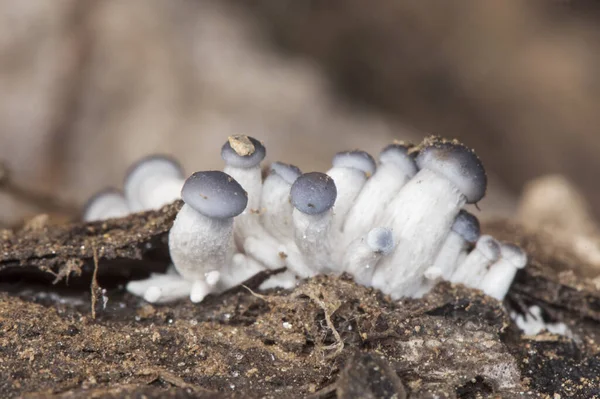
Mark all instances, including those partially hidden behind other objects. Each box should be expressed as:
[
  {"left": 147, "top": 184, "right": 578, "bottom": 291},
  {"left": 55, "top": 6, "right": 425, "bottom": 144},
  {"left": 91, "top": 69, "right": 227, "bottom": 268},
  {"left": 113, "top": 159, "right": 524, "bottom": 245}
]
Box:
[{"left": 1, "top": 0, "right": 599, "bottom": 225}]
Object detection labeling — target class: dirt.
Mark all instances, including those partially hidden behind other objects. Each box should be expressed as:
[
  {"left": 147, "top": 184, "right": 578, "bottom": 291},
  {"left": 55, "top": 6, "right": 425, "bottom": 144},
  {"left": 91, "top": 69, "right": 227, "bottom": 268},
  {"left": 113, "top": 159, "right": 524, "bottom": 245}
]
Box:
[{"left": 0, "top": 207, "right": 599, "bottom": 398}]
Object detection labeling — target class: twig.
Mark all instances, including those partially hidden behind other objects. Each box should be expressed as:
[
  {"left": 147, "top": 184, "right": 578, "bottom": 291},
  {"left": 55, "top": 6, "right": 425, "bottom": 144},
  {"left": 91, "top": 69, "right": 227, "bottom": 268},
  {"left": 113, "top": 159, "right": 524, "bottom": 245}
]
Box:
[{"left": 90, "top": 241, "right": 100, "bottom": 319}]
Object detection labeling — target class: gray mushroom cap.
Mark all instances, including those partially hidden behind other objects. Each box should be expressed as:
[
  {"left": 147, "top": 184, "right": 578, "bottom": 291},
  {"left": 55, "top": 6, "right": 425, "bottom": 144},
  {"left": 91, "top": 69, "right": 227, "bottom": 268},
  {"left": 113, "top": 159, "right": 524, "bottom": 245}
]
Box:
[
  {"left": 451, "top": 210, "right": 481, "bottom": 244},
  {"left": 270, "top": 162, "right": 302, "bottom": 185},
  {"left": 221, "top": 135, "right": 266, "bottom": 169},
  {"left": 379, "top": 143, "right": 418, "bottom": 177},
  {"left": 124, "top": 154, "right": 184, "bottom": 189},
  {"left": 181, "top": 171, "right": 248, "bottom": 219},
  {"left": 500, "top": 243, "right": 528, "bottom": 269},
  {"left": 291, "top": 172, "right": 337, "bottom": 215},
  {"left": 416, "top": 139, "right": 487, "bottom": 204},
  {"left": 332, "top": 150, "right": 377, "bottom": 176},
  {"left": 474, "top": 235, "right": 501, "bottom": 261},
  {"left": 367, "top": 227, "right": 395, "bottom": 255}
]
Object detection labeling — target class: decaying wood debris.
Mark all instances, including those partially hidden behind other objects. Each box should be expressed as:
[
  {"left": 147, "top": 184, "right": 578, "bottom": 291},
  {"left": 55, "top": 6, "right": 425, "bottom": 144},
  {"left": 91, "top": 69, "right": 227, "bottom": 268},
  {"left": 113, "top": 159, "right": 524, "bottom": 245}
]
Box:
[{"left": 1, "top": 185, "right": 600, "bottom": 398}]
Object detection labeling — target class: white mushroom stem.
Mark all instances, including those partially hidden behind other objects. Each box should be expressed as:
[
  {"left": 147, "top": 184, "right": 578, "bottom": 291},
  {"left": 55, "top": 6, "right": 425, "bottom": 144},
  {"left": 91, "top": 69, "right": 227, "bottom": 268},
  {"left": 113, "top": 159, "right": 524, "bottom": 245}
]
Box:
[
  {"left": 126, "top": 273, "right": 193, "bottom": 304},
  {"left": 450, "top": 235, "right": 500, "bottom": 287},
  {"left": 372, "top": 169, "right": 465, "bottom": 298},
  {"left": 243, "top": 236, "right": 313, "bottom": 278},
  {"left": 415, "top": 230, "right": 473, "bottom": 297},
  {"left": 480, "top": 244, "right": 527, "bottom": 300},
  {"left": 259, "top": 173, "right": 295, "bottom": 241},
  {"left": 224, "top": 165, "right": 266, "bottom": 249},
  {"left": 217, "top": 253, "right": 266, "bottom": 290},
  {"left": 83, "top": 191, "right": 130, "bottom": 222},
  {"left": 343, "top": 227, "right": 394, "bottom": 285},
  {"left": 426, "top": 230, "right": 471, "bottom": 282},
  {"left": 169, "top": 204, "right": 234, "bottom": 302},
  {"left": 293, "top": 208, "right": 335, "bottom": 274},
  {"left": 259, "top": 270, "right": 298, "bottom": 290},
  {"left": 342, "top": 162, "right": 411, "bottom": 241},
  {"left": 327, "top": 167, "right": 368, "bottom": 233}
]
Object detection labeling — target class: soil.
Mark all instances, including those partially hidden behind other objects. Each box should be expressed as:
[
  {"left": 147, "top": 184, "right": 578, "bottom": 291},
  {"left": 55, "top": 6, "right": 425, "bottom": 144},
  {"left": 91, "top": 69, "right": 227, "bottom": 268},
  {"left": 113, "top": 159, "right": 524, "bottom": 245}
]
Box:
[{"left": 0, "top": 205, "right": 599, "bottom": 398}]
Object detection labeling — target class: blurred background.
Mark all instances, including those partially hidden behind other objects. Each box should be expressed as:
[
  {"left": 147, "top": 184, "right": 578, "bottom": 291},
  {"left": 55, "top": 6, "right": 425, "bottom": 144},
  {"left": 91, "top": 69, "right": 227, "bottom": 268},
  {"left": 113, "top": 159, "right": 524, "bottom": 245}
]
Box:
[{"left": 1, "top": 0, "right": 599, "bottom": 226}]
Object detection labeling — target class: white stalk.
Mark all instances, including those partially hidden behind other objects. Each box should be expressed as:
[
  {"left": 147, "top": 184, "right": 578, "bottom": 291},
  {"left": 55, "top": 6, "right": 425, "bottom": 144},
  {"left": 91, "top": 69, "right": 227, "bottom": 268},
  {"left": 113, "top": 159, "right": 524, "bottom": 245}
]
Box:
[
  {"left": 259, "top": 173, "right": 295, "bottom": 241},
  {"left": 415, "top": 231, "right": 470, "bottom": 297},
  {"left": 243, "top": 236, "right": 313, "bottom": 278},
  {"left": 127, "top": 273, "right": 193, "bottom": 304},
  {"left": 480, "top": 243, "right": 527, "bottom": 300},
  {"left": 343, "top": 227, "right": 394, "bottom": 285},
  {"left": 223, "top": 165, "right": 265, "bottom": 249},
  {"left": 293, "top": 209, "right": 335, "bottom": 274},
  {"left": 342, "top": 162, "right": 411, "bottom": 242},
  {"left": 450, "top": 235, "right": 500, "bottom": 288},
  {"left": 326, "top": 167, "right": 368, "bottom": 233},
  {"left": 372, "top": 169, "right": 465, "bottom": 299},
  {"left": 217, "top": 253, "right": 266, "bottom": 290},
  {"left": 427, "top": 231, "right": 469, "bottom": 281},
  {"left": 259, "top": 270, "right": 298, "bottom": 290},
  {"left": 169, "top": 204, "right": 234, "bottom": 302}
]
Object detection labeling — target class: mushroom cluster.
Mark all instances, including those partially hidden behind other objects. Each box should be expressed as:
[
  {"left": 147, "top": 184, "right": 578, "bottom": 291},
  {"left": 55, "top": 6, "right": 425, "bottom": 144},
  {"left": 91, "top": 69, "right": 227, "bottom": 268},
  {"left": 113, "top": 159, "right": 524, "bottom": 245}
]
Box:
[{"left": 84, "top": 135, "right": 527, "bottom": 303}]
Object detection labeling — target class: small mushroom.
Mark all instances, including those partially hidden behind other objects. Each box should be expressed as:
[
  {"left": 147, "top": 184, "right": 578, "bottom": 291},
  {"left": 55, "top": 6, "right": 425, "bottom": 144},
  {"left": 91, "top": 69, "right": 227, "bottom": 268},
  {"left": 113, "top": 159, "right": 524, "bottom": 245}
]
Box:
[
  {"left": 291, "top": 172, "right": 338, "bottom": 274},
  {"left": 480, "top": 243, "right": 527, "bottom": 300},
  {"left": 82, "top": 188, "right": 130, "bottom": 222},
  {"left": 123, "top": 155, "right": 185, "bottom": 212},
  {"left": 343, "top": 227, "right": 394, "bottom": 285},
  {"left": 168, "top": 170, "right": 248, "bottom": 303},
  {"left": 326, "top": 150, "right": 376, "bottom": 233},
  {"left": 343, "top": 143, "right": 417, "bottom": 242},
  {"left": 372, "top": 137, "right": 487, "bottom": 299},
  {"left": 450, "top": 235, "right": 501, "bottom": 287}
]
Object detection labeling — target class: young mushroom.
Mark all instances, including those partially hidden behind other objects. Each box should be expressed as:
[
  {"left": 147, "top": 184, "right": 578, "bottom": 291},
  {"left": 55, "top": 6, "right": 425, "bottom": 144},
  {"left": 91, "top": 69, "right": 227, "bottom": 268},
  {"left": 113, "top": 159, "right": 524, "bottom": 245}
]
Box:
[
  {"left": 291, "top": 172, "right": 338, "bottom": 274},
  {"left": 168, "top": 170, "right": 248, "bottom": 303},
  {"left": 480, "top": 243, "right": 527, "bottom": 300},
  {"left": 326, "top": 150, "right": 376, "bottom": 234},
  {"left": 83, "top": 188, "right": 130, "bottom": 222},
  {"left": 450, "top": 235, "right": 501, "bottom": 288},
  {"left": 371, "top": 137, "right": 487, "bottom": 299},
  {"left": 342, "top": 143, "right": 417, "bottom": 242},
  {"left": 124, "top": 155, "right": 185, "bottom": 212},
  {"left": 343, "top": 227, "right": 394, "bottom": 286}
]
